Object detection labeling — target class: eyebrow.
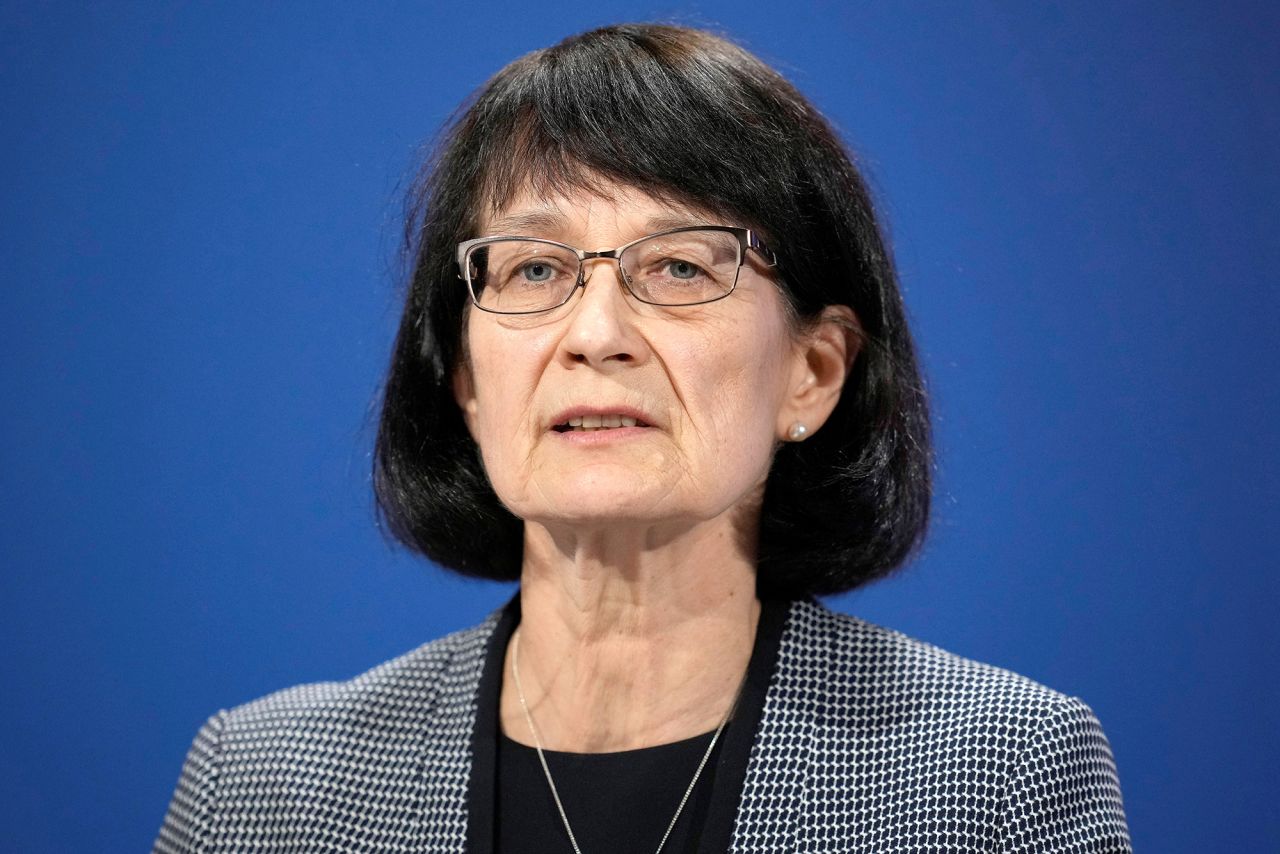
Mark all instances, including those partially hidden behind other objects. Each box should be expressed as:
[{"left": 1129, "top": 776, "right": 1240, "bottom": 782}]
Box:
[
  {"left": 482, "top": 209, "right": 719, "bottom": 241},
  {"left": 484, "top": 209, "right": 567, "bottom": 236}
]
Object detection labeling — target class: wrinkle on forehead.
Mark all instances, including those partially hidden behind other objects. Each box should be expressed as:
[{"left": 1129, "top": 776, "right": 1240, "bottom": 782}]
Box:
[
  {"left": 472, "top": 157, "right": 739, "bottom": 236},
  {"left": 482, "top": 201, "right": 729, "bottom": 243}
]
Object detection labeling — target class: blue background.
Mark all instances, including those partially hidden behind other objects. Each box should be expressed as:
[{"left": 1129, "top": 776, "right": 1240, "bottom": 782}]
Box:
[{"left": 2, "top": 2, "right": 1276, "bottom": 850}]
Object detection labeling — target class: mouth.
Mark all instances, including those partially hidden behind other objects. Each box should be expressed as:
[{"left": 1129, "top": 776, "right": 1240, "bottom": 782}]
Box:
[{"left": 552, "top": 414, "right": 651, "bottom": 433}]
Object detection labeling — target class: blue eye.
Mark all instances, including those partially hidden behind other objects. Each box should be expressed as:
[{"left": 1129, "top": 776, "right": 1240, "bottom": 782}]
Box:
[
  {"left": 666, "top": 259, "right": 702, "bottom": 279},
  {"left": 522, "top": 262, "right": 554, "bottom": 282}
]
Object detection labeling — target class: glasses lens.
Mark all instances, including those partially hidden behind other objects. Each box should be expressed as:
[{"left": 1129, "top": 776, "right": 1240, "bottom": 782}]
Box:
[
  {"left": 468, "top": 240, "right": 579, "bottom": 313},
  {"left": 620, "top": 229, "right": 741, "bottom": 306}
]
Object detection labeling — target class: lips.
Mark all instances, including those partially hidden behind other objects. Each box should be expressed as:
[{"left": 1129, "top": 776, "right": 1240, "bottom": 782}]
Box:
[
  {"left": 549, "top": 407, "right": 655, "bottom": 433},
  {"left": 554, "top": 414, "right": 649, "bottom": 432}
]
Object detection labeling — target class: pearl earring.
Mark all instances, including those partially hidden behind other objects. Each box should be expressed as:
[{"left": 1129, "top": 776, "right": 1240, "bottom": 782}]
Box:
[{"left": 787, "top": 422, "right": 808, "bottom": 441}]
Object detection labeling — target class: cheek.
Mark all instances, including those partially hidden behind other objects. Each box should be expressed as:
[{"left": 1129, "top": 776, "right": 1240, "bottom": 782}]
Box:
[
  {"left": 690, "top": 323, "right": 793, "bottom": 461},
  {"left": 709, "top": 381, "right": 784, "bottom": 478},
  {"left": 460, "top": 328, "right": 540, "bottom": 468},
  {"left": 472, "top": 372, "right": 535, "bottom": 449}
]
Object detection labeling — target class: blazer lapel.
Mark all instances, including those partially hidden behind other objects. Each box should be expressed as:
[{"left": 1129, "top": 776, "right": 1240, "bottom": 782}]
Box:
[
  {"left": 411, "top": 605, "right": 506, "bottom": 854},
  {"left": 728, "top": 598, "right": 822, "bottom": 853}
]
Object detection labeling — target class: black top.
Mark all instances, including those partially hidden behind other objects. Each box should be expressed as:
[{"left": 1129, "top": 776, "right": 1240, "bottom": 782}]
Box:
[{"left": 465, "top": 592, "right": 790, "bottom": 854}]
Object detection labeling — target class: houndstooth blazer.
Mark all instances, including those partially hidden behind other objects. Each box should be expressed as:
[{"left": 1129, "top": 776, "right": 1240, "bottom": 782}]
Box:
[{"left": 154, "top": 597, "right": 1132, "bottom": 852}]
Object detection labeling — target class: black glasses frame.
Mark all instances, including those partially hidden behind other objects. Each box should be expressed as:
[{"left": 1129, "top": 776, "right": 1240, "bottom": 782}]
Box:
[{"left": 455, "top": 225, "right": 779, "bottom": 315}]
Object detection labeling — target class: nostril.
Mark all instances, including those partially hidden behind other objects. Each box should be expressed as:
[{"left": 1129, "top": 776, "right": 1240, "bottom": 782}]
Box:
[{"left": 566, "top": 349, "right": 633, "bottom": 365}]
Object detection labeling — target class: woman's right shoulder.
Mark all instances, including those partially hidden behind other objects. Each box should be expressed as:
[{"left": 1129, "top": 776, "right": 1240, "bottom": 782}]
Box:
[
  {"left": 222, "top": 605, "right": 504, "bottom": 730},
  {"left": 154, "top": 605, "right": 507, "bottom": 853}
]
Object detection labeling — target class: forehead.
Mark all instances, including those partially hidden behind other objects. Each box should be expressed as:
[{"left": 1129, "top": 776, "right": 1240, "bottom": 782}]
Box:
[{"left": 476, "top": 183, "right": 729, "bottom": 241}]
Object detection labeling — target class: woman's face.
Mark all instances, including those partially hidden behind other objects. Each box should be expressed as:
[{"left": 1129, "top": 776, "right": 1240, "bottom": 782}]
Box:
[{"left": 453, "top": 184, "right": 814, "bottom": 532}]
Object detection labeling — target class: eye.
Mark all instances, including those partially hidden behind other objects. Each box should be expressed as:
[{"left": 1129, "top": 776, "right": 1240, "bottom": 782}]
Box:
[
  {"left": 521, "top": 261, "right": 556, "bottom": 282},
  {"left": 664, "top": 259, "right": 703, "bottom": 280}
]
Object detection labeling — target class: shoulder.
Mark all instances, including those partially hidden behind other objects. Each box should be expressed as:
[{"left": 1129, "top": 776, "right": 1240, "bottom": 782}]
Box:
[
  {"left": 153, "top": 610, "right": 503, "bottom": 852},
  {"left": 759, "top": 599, "right": 1131, "bottom": 851},
  {"left": 217, "top": 607, "right": 500, "bottom": 740},
  {"left": 784, "top": 597, "right": 1084, "bottom": 724}
]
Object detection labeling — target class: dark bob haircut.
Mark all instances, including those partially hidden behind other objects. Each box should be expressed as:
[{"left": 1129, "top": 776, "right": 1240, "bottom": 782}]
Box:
[{"left": 374, "top": 23, "right": 932, "bottom": 600}]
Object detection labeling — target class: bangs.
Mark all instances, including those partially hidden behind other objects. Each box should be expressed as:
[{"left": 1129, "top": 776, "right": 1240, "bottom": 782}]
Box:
[
  {"left": 455, "top": 28, "right": 794, "bottom": 234},
  {"left": 471, "top": 113, "right": 732, "bottom": 228}
]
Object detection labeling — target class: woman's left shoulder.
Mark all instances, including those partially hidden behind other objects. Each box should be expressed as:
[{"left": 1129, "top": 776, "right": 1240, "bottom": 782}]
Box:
[
  {"left": 785, "top": 597, "right": 1102, "bottom": 725},
  {"left": 763, "top": 599, "right": 1132, "bottom": 851}
]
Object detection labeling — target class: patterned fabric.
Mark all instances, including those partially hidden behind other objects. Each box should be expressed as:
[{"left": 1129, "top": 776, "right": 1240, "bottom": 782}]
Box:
[{"left": 154, "top": 598, "right": 1131, "bottom": 852}]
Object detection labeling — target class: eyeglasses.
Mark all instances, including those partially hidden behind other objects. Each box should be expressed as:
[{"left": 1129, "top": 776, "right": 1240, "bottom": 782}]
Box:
[{"left": 456, "top": 225, "right": 778, "bottom": 315}]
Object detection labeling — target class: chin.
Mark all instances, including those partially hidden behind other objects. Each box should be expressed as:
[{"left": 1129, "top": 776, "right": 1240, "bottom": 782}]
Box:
[
  {"left": 496, "top": 468, "right": 750, "bottom": 532},
  {"left": 529, "top": 493, "right": 677, "bottom": 527}
]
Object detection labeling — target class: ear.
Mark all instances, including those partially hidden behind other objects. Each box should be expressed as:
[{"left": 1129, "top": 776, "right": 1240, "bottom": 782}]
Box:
[
  {"left": 452, "top": 358, "right": 478, "bottom": 432},
  {"left": 777, "top": 305, "right": 861, "bottom": 440}
]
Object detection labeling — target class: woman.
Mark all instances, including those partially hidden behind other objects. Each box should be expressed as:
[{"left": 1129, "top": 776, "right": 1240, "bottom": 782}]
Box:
[{"left": 155, "top": 23, "right": 1131, "bottom": 853}]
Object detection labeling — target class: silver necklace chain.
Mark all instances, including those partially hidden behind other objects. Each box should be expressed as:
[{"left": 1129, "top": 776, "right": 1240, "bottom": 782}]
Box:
[{"left": 510, "top": 626, "right": 747, "bottom": 854}]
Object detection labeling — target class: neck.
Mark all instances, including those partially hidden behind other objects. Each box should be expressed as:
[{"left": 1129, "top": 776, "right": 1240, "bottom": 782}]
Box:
[{"left": 501, "top": 517, "right": 762, "bottom": 753}]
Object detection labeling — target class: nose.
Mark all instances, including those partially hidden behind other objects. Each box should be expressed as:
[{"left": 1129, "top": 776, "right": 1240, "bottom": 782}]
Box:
[{"left": 557, "top": 258, "right": 647, "bottom": 369}]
